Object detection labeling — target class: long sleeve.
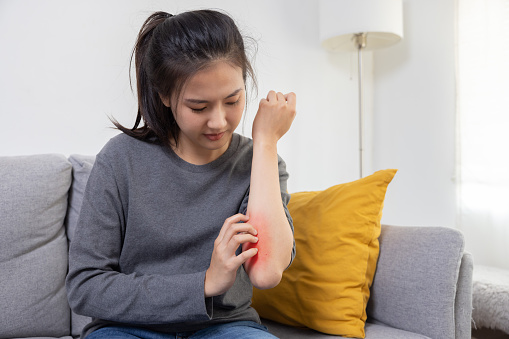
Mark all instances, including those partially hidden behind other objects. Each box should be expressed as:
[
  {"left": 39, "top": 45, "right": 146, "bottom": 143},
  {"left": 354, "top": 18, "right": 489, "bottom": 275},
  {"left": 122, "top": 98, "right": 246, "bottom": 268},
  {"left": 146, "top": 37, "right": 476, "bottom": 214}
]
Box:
[{"left": 66, "top": 152, "right": 213, "bottom": 324}]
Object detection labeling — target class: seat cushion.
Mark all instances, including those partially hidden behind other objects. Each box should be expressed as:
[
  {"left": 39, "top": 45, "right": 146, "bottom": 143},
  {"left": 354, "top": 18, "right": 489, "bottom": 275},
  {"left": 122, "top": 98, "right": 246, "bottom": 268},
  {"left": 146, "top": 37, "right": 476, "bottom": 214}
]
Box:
[
  {"left": 0, "top": 154, "right": 72, "bottom": 338},
  {"left": 262, "top": 319, "right": 431, "bottom": 339}
]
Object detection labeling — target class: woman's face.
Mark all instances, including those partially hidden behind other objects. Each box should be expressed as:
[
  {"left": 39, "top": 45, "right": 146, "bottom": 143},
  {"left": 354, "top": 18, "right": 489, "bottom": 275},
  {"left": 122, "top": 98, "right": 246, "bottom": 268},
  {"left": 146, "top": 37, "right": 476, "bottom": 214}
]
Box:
[{"left": 163, "top": 61, "right": 245, "bottom": 165}]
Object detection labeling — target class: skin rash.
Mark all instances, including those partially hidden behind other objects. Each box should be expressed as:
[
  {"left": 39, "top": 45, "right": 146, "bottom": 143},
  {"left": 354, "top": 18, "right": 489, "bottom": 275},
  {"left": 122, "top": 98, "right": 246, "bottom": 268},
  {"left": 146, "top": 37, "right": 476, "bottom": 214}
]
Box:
[{"left": 243, "top": 215, "right": 271, "bottom": 272}]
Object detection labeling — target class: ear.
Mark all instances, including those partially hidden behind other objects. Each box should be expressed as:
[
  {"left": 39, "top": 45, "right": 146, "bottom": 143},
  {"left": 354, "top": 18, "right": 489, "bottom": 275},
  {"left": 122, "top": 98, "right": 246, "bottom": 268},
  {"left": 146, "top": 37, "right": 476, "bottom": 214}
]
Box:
[{"left": 159, "top": 93, "right": 171, "bottom": 107}]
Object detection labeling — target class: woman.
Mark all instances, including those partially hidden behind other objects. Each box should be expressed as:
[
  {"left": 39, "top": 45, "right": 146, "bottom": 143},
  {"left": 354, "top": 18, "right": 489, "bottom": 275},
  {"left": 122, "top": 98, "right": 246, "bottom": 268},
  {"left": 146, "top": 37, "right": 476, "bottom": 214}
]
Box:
[{"left": 66, "top": 9, "right": 296, "bottom": 338}]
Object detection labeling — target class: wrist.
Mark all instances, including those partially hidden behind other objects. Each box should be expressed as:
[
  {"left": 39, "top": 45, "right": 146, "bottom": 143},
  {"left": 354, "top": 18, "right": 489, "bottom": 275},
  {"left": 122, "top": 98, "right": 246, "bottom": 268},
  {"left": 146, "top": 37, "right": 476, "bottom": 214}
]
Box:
[
  {"left": 252, "top": 137, "right": 278, "bottom": 151},
  {"left": 204, "top": 269, "right": 216, "bottom": 298}
]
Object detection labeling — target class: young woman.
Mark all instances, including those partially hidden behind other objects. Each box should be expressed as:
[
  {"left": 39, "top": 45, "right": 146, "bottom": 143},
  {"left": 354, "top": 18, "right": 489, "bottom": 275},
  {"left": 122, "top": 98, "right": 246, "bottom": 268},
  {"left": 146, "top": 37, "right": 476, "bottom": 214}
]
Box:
[{"left": 66, "top": 9, "right": 296, "bottom": 339}]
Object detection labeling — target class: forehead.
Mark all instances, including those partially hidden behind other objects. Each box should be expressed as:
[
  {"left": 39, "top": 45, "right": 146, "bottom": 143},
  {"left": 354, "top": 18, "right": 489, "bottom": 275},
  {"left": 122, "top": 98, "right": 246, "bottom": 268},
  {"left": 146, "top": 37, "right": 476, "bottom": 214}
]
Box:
[{"left": 181, "top": 61, "right": 245, "bottom": 99}]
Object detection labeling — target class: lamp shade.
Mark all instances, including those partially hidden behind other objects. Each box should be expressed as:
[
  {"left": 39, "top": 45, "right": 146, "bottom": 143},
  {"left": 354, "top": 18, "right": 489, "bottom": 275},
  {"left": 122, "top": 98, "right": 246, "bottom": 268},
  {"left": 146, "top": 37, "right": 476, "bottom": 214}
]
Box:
[{"left": 319, "top": 0, "right": 404, "bottom": 52}]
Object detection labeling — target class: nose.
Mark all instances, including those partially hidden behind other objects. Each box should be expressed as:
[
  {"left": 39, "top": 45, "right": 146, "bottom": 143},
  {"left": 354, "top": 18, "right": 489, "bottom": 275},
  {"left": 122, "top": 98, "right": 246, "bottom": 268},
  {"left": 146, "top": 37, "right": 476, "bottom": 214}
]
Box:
[{"left": 207, "top": 105, "right": 227, "bottom": 131}]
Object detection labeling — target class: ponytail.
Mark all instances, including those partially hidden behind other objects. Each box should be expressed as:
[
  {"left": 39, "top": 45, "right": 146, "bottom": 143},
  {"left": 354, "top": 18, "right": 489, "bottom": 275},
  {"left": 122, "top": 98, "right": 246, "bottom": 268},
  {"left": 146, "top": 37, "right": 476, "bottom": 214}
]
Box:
[{"left": 111, "top": 11, "right": 177, "bottom": 149}]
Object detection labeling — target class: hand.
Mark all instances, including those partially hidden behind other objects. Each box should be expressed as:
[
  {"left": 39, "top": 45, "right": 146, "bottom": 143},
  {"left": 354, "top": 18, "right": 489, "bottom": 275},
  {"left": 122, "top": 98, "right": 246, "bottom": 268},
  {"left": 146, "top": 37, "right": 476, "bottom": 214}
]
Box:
[
  {"left": 204, "top": 214, "right": 259, "bottom": 297},
  {"left": 252, "top": 91, "right": 296, "bottom": 145}
]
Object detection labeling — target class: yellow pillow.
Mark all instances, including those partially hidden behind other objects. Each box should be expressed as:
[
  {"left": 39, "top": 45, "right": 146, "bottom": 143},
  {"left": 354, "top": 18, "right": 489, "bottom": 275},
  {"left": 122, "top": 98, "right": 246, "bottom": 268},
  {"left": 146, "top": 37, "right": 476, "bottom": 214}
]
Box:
[{"left": 252, "top": 169, "right": 397, "bottom": 338}]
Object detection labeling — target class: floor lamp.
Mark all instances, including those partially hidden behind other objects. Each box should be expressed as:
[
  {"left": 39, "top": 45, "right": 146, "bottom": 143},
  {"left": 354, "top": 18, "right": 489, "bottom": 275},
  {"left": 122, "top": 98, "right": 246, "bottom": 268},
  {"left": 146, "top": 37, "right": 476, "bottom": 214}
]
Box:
[{"left": 319, "top": 0, "right": 403, "bottom": 178}]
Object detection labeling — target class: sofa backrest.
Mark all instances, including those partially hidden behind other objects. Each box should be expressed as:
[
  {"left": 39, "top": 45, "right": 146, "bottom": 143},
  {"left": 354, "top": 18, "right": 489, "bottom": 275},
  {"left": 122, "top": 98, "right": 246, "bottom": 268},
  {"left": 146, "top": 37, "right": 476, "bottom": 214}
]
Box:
[{"left": 0, "top": 154, "right": 72, "bottom": 338}]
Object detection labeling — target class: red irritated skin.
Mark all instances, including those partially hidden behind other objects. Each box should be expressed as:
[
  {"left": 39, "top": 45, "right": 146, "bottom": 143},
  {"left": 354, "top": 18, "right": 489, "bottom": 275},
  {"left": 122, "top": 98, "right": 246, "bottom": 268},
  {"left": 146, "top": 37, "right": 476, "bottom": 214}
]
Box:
[{"left": 242, "top": 215, "right": 270, "bottom": 270}]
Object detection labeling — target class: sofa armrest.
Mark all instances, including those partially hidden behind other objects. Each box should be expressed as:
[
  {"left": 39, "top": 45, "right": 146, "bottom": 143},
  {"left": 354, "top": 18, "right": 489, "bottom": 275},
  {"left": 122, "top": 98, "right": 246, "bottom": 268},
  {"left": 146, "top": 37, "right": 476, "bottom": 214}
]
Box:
[
  {"left": 367, "top": 225, "right": 470, "bottom": 339},
  {"left": 455, "top": 252, "right": 473, "bottom": 339}
]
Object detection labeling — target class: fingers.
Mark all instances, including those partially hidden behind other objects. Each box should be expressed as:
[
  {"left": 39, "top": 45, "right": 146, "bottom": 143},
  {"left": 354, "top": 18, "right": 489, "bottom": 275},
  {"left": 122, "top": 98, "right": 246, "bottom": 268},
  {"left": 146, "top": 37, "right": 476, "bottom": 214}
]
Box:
[
  {"left": 216, "top": 214, "right": 258, "bottom": 255},
  {"left": 235, "top": 247, "right": 258, "bottom": 265},
  {"left": 284, "top": 92, "right": 296, "bottom": 107},
  {"left": 206, "top": 215, "right": 260, "bottom": 297},
  {"left": 229, "top": 232, "right": 258, "bottom": 252},
  {"left": 265, "top": 90, "right": 293, "bottom": 102},
  {"left": 262, "top": 90, "right": 296, "bottom": 108},
  {"left": 216, "top": 213, "right": 250, "bottom": 243},
  {"left": 276, "top": 91, "right": 285, "bottom": 103},
  {"left": 266, "top": 90, "right": 277, "bottom": 102},
  {"left": 222, "top": 223, "right": 258, "bottom": 253}
]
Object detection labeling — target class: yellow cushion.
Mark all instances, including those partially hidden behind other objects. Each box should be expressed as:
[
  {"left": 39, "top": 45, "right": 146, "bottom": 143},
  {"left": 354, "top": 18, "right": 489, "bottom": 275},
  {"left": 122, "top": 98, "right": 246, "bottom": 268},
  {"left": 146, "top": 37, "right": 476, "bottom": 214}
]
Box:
[{"left": 252, "top": 169, "right": 397, "bottom": 338}]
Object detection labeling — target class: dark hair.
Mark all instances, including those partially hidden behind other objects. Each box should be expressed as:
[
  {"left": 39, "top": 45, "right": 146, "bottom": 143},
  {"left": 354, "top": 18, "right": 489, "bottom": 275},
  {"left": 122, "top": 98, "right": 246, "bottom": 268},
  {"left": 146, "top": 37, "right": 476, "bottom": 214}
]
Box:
[{"left": 111, "top": 10, "right": 256, "bottom": 149}]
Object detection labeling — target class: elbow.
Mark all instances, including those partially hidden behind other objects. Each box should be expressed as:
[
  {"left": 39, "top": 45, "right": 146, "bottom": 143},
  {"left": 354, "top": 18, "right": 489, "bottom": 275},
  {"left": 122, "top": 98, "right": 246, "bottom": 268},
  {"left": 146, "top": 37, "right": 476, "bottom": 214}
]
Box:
[
  {"left": 244, "top": 242, "right": 293, "bottom": 290},
  {"left": 66, "top": 287, "right": 85, "bottom": 315},
  {"left": 247, "top": 265, "right": 284, "bottom": 290},
  {"left": 251, "top": 271, "right": 283, "bottom": 290},
  {"left": 66, "top": 271, "right": 91, "bottom": 316},
  {"left": 66, "top": 281, "right": 84, "bottom": 315}
]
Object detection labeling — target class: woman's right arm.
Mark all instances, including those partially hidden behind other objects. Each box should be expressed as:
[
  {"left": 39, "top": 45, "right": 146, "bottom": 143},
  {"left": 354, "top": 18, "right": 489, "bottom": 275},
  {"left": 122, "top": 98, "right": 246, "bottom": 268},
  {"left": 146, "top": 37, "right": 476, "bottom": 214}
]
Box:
[{"left": 66, "top": 153, "right": 212, "bottom": 324}]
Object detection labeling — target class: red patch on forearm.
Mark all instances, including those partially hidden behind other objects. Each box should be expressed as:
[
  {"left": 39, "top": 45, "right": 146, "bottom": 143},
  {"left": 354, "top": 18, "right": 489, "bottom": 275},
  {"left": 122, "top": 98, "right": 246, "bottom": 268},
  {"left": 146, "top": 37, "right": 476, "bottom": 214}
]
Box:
[{"left": 244, "top": 216, "right": 271, "bottom": 270}]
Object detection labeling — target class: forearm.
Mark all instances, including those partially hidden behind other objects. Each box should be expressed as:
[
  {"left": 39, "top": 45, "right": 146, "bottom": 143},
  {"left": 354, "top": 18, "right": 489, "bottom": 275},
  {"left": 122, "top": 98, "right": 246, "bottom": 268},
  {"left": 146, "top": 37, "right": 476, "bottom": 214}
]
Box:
[
  {"left": 66, "top": 200, "right": 213, "bottom": 323},
  {"left": 66, "top": 260, "right": 212, "bottom": 323},
  {"left": 244, "top": 140, "right": 294, "bottom": 289}
]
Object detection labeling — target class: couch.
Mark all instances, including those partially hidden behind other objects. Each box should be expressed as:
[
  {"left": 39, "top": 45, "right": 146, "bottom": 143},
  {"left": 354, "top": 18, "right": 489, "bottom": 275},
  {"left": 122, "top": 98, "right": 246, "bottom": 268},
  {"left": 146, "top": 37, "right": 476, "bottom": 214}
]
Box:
[{"left": 0, "top": 154, "right": 473, "bottom": 339}]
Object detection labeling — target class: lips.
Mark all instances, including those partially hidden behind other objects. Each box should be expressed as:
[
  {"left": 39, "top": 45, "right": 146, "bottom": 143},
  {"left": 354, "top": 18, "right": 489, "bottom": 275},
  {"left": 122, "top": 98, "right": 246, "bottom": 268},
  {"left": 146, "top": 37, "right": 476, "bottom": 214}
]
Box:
[{"left": 204, "top": 132, "right": 225, "bottom": 141}]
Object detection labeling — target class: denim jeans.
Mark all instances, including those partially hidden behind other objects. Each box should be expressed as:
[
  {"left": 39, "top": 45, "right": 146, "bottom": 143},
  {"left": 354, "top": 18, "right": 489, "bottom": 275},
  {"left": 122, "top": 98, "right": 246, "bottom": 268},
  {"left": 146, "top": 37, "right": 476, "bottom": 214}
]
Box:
[{"left": 86, "top": 321, "right": 278, "bottom": 339}]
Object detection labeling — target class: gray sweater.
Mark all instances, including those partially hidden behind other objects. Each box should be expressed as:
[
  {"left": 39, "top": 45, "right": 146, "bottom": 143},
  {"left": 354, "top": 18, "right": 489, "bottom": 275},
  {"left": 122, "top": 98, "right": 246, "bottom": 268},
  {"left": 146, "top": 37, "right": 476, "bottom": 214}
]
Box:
[{"left": 66, "top": 133, "right": 294, "bottom": 337}]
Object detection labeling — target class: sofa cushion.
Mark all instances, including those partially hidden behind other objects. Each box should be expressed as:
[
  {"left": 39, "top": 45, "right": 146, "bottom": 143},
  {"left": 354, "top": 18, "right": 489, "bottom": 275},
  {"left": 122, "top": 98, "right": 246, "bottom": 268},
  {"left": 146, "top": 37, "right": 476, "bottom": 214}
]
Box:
[
  {"left": 0, "top": 154, "right": 72, "bottom": 338},
  {"left": 65, "top": 154, "right": 95, "bottom": 242},
  {"left": 252, "top": 169, "right": 397, "bottom": 338},
  {"left": 65, "top": 154, "right": 96, "bottom": 337},
  {"left": 261, "top": 318, "right": 431, "bottom": 339}
]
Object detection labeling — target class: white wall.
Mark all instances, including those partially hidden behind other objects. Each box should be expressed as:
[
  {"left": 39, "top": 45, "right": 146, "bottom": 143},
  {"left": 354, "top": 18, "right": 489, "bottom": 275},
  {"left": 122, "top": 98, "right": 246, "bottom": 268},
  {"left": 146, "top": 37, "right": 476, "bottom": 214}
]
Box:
[
  {"left": 372, "top": 0, "right": 457, "bottom": 228},
  {"left": 0, "top": 0, "right": 456, "bottom": 228}
]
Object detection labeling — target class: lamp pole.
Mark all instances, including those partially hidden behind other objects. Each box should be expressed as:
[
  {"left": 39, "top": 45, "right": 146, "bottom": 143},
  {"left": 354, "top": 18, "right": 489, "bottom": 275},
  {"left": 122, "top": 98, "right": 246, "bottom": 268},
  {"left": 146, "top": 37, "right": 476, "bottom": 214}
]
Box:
[{"left": 354, "top": 33, "right": 367, "bottom": 178}]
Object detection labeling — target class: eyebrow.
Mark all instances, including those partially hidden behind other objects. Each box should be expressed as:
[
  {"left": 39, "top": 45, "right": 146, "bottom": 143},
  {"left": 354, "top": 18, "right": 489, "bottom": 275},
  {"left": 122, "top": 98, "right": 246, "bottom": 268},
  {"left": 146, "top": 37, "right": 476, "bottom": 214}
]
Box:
[{"left": 184, "top": 88, "right": 243, "bottom": 104}]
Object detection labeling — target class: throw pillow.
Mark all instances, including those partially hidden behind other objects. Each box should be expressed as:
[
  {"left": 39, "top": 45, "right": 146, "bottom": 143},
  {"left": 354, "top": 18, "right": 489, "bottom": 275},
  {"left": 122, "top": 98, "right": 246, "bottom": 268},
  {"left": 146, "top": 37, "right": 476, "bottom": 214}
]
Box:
[{"left": 251, "top": 169, "right": 397, "bottom": 338}]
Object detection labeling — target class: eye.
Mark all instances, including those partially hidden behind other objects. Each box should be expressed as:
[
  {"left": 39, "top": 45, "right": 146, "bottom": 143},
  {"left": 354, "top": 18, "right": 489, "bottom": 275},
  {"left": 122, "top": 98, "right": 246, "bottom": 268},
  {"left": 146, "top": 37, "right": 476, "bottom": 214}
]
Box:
[
  {"left": 226, "top": 98, "right": 240, "bottom": 106},
  {"left": 190, "top": 107, "right": 206, "bottom": 113}
]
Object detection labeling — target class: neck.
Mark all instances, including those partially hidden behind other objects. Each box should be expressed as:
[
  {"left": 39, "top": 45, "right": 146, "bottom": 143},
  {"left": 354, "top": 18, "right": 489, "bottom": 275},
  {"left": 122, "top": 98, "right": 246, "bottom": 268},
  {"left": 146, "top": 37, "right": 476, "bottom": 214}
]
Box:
[{"left": 171, "top": 136, "right": 232, "bottom": 165}]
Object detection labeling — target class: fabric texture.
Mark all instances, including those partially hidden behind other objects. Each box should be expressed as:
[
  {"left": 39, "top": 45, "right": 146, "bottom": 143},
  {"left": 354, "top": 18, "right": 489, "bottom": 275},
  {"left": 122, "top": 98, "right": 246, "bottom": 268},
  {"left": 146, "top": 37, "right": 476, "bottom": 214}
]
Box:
[
  {"left": 87, "top": 321, "right": 276, "bottom": 339},
  {"left": 367, "top": 226, "right": 465, "bottom": 339},
  {"left": 0, "top": 154, "right": 72, "bottom": 338},
  {"left": 261, "top": 319, "right": 431, "bottom": 339},
  {"left": 472, "top": 265, "right": 509, "bottom": 334},
  {"left": 65, "top": 154, "right": 95, "bottom": 243},
  {"left": 252, "top": 169, "right": 397, "bottom": 338},
  {"left": 65, "top": 154, "right": 96, "bottom": 337},
  {"left": 455, "top": 252, "right": 473, "bottom": 339},
  {"left": 66, "top": 133, "right": 295, "bottom": 338}
]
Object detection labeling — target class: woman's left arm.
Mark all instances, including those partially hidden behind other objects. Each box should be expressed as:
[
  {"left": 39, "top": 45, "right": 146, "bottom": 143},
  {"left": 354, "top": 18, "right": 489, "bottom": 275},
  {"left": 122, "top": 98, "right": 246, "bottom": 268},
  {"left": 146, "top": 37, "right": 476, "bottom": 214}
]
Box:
[{"left": 243, "top": 90, "right": 296, "bottom": 289}]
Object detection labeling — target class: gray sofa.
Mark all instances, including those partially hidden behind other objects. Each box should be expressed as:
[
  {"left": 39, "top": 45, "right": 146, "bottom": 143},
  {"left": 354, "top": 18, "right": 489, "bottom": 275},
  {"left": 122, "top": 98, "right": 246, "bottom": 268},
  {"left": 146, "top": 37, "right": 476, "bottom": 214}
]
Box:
[{"left": 0, "top": 154, "right": 473, "bottom": 339}]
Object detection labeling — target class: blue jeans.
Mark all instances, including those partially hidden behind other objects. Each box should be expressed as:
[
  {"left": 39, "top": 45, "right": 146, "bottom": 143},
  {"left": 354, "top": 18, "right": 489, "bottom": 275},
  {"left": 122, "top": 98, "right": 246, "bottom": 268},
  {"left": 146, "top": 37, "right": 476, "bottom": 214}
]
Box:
[{"left": 86, "top": 321, "right": 278, "bottom": 339}]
